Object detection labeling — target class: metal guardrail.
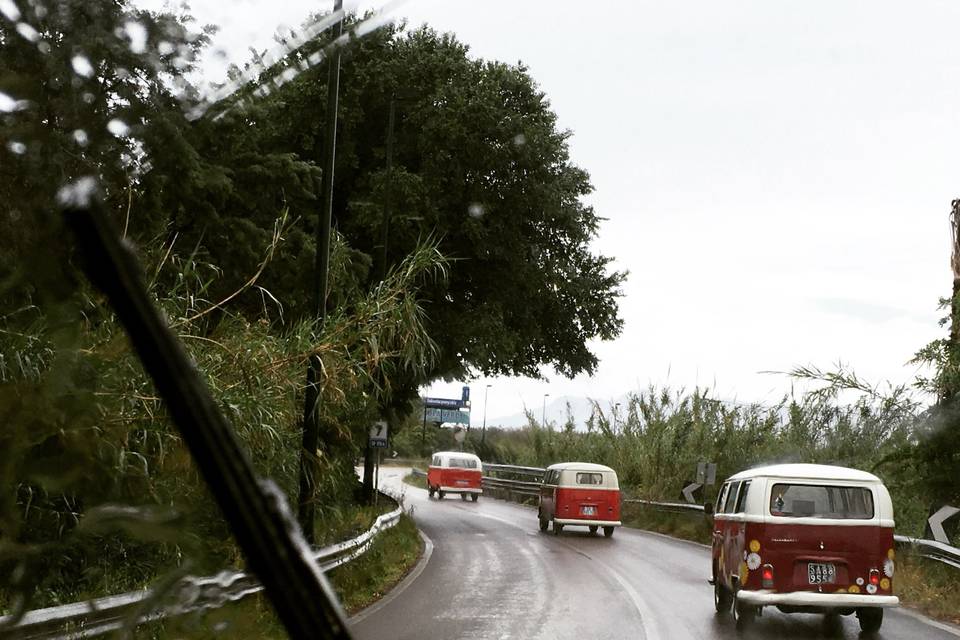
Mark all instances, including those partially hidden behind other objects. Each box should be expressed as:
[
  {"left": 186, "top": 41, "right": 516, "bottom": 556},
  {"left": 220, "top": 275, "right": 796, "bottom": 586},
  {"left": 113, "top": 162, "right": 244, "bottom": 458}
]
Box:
[
  {"left": 475, "top": 463, "right": 960, "bottom": 569},
  {"left": 0, "top": 498, "right": 404, "bottom": 640}
]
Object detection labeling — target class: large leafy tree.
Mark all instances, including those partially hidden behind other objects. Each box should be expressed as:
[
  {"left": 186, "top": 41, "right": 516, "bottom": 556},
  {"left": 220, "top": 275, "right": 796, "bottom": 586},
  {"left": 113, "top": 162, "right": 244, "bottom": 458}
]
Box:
[{"left": 203, "top": 20, "right": 626, "bottom": 384}]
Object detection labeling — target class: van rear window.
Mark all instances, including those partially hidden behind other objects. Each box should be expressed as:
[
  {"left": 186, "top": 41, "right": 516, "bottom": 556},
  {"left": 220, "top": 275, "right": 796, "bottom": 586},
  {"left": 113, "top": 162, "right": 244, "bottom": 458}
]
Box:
[
  {"left": 448, "top": 457, "right": 478, "bottom": 469},
  {"left": 769, "top": 484, "right": 874, "bottom": 519},
  {"left": 576, "top": 472, "right": 603, "bottom": 485}
]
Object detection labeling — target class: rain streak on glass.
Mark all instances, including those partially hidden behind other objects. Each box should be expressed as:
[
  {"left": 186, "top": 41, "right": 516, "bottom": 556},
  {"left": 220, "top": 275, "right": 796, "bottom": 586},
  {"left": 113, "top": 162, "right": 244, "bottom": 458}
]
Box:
[
  {"left": 71, "top": 54, "right": 95, "bottom": 78},
  {"left": 107, "top": 119, "right": 130, "bottom": 137},
  {"left": 0, "top": 0, "right": 21, "bottom": 21},
  {"left": 123, "top": 20, "right": 148, "bottom": 54},
  {"left": 15, "top": 21, "right": 39, "bottom": 42}
]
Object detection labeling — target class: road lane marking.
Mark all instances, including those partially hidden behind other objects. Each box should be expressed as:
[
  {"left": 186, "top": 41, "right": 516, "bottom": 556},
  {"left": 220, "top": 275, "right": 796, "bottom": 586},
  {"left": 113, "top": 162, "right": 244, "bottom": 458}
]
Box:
[
  {"left": 348, "top": 529, "right": 434, "bottom": 625},
  {"left": 895, "top": 606, "right": 960, "bottom": 637}
]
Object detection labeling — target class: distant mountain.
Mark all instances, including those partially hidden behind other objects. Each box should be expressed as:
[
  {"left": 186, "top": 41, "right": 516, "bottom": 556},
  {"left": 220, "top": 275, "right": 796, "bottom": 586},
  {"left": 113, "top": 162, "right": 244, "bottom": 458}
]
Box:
[{"left": 485, "top": 395, "right": 629, "bottom": 430}]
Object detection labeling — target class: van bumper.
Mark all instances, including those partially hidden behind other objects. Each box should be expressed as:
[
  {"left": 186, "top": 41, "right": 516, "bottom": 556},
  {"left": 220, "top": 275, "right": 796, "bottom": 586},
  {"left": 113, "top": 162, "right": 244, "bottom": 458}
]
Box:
[
  {"left": 554, "top": 518, "right": 622, "bottom": 527},
  {"left": 736, "top": 590, "right": 899, "bottom": 608},
  {"left": 440, "top": 486, "right": 481, "bottom": 494}
]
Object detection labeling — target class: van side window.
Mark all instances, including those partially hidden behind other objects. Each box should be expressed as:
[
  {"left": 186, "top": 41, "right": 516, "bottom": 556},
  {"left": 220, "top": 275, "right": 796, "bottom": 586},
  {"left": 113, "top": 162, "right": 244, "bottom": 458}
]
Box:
[
  {"left": 723, "top": 481, "right": 741, "bottom": 514},
  {"left": 716, "top": 483, "right": 729, "bottom": 513},
  {"left": 432, "top": 456, "right": 440, "bottom": 466},
  {"left": 734, "top": 480, "right": 751, "bottom": 513}
]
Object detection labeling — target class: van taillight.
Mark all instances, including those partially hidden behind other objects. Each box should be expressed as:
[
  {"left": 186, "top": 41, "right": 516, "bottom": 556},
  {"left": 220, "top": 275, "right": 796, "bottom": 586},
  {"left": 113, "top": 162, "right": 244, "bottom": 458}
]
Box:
[
  {"left": 869, "top": 570, "right": 880, "bottom": 586},
  {"left": 761, "top": 564, "right": 774, "bottom": 589}
]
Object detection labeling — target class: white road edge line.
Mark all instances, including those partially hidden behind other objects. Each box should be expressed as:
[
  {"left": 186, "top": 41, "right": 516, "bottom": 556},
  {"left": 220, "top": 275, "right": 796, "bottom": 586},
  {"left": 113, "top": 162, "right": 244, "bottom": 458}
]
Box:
[
  {"left": 603, "top": 562, "right": 663, "bottom": 640},
  {"left": 895, "top": 604, "right": 960, "bottom": 637},
  {"left": 348, "top": 529, "right": 434, "bottom": 625}
]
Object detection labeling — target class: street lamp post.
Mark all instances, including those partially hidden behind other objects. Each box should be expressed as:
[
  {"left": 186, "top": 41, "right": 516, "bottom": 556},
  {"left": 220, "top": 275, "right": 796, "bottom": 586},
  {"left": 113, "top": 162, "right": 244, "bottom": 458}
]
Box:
[
  {"left": 481, "top": 384, "right": 492, "bottom": 445},
  {"left": 542, "top": 393, "right": 550, "bottom": 428}
]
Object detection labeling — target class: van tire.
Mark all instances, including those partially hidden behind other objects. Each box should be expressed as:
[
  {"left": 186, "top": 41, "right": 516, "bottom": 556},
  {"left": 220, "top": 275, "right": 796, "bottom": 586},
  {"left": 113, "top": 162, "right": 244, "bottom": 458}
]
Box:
[
  {"left": 589, "top": 525, "right": 598, "bottom": 534},
  {"left": 714, "top": 581, "right": 733, "bottom": 614},
  {"left": 603, "top": 526, "right": 614, "bottom": 538},
  {"left": 438, "top": 490, "right": 445, "bottom": 500},
  {"left": 460, "top": 493, "right": 467, "bottom": 501},
  {"left": 471, "top": 494, "right": 479, "bottom": 502},
  {"left": 428, "top": 486, "right": 435, "bottom": 498},
  {"left": 552, "top": 521, "right": 563, "bottom": 535},
  {"left": 856, "top": 608, "right": 883, "bottom": 634},
  {"left": 539, "top": 516, "right": 548, "bottom": 532}
]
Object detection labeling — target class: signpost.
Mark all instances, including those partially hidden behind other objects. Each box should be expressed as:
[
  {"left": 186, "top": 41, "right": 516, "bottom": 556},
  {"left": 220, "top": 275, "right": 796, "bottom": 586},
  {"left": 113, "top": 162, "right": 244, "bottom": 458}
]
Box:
[{"left": 369, "top": 421, "right": 388, "bottom": 506}]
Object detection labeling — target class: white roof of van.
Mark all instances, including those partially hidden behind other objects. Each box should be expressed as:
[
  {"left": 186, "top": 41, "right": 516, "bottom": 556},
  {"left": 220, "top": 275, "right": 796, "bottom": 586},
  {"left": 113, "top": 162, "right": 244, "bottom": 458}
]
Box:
[
  {"left": 727, "top": 463, "right": 881, "bottom": 483},
  {"left": 546, "top": 462, "right": 616, "bottom": 473},
  {"left": 433, "top": 451, "right": 481, "bottom": 461}
]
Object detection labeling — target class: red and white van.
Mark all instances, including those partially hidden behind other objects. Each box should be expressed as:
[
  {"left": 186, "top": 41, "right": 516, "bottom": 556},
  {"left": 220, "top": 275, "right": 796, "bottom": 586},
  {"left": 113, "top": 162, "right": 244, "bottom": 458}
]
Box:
[
  {"left": 427, "top": 451, "right": 482, "bottom": 501},
  {"left": 538, "top": 462, "right": 621, "bottom": 537},
  {"left": 709, "top": 464, "right": 898, "bottom": 633}
]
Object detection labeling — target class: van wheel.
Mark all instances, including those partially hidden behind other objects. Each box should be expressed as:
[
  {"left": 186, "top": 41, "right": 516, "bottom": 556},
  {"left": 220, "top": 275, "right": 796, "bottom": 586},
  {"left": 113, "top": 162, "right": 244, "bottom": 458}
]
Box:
[
  {"left": 589, "top": 525, "right": 598, "bottom": 534},
  {"left": 471, "top": 494, "right": 478, "bottom": 502},
  {"left": 856, "top": 608, "right": 883, "bottom": 634},
  {"left": 438, "top": 490, "right": 445, "bottom": 500},
  {"left": 603, "top": 526, "right": 614, "bottom": 538},
  {"left": 460, "top": 493, "right": 467, "bottom": 501},
  {"left": 552, "top": 520, "right": 563, "bottom": 536},
  {"left": 428, "top": 486, "right": 435, "bottom": 498},
  {"left": 539, "top": 515, "right": 548, "bottom": 532},
  {"left": 732, "top": 590, "right": 755, "bottom": 630},
  {"left": 714, "top": 581, "right": 733, "bottom": 614}
]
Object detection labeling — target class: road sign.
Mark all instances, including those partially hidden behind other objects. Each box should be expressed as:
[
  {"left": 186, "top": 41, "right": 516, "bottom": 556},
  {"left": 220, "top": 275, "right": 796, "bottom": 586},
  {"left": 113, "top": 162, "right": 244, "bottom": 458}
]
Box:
[
  {"left": 682, "top": 482, "right": 702, "bottom": 504},
  {"left": 425, "top": 407, "right": 470, "bottom": 425},
  {"left": 369, "top": 421, "right": 388, "bottom": 448},
  {"left": 927, "top": 505, "right": 960, "bottom": 544},
  {"left": 696, "top": 462, "right": 717, "bottom": 486},
  {"left": 424, "top": 397, "right": 461, "bottom": 409},
  {"left": 461, "top": 386, "right": 470, "bottom": 404}
]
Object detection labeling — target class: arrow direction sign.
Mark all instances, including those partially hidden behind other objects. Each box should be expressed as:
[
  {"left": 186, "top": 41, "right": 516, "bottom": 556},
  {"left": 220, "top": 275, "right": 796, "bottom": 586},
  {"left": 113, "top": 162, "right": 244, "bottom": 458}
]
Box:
[
  {"left": 682, "top": 482, "right": 702, "bottom": 504},
  {"left": 369, "top": 421, "right": 389, "bottom": 448},
  {"left": 928, "top": 505, "right": 960, "bottom": 544}
]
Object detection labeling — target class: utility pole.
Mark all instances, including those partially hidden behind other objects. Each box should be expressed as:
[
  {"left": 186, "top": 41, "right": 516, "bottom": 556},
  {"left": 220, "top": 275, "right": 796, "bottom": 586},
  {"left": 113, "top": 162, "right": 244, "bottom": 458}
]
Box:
[
  {"left": 481, "top": 384, "right": 491, "bottom": 445},
  {"left": 297, "top": 1, "right": 343, "bottom": 545},
  {"left": 542, "top": 393, "right": 550, "bottom": 428},
  {"left": 361, "top": 97, "right": 397, "bottom": 504}
]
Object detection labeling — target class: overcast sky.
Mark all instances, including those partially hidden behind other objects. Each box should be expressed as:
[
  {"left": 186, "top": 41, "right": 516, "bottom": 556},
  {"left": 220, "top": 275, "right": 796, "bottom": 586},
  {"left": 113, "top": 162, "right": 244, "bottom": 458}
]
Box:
[{"left": 152, "top": 0, "right": 959, "bottom": 423}]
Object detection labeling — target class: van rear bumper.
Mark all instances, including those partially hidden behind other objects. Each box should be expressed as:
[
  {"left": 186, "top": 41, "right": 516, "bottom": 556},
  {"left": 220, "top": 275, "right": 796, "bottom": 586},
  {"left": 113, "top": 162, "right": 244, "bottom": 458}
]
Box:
[
  {"left": 736, "top": 590, "right": 899, "bottom": 608},
  {"left": 554, "top": 518, "right": 622, "bottom": 527},
  {"left": 439, "top": 486, "right": 481, "bottom": 494}
]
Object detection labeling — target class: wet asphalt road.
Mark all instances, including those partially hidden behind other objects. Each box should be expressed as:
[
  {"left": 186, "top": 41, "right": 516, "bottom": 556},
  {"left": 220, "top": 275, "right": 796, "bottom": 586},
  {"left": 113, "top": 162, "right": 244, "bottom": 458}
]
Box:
[{"left": 349, "top": 467, "right": 960, "bottom": 640}]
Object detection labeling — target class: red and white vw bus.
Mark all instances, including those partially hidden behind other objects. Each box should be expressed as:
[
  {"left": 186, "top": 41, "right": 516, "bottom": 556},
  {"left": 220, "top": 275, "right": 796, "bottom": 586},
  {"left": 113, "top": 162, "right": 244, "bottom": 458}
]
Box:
[
  {"left": 427, "top": 451, "right": 482, "bottom": 501},
  {"left": 538, "top": 462, "right": 621, "bottom": 537},
  {"left": 709, "top": 464, "right": 898, "bottom": 633}
]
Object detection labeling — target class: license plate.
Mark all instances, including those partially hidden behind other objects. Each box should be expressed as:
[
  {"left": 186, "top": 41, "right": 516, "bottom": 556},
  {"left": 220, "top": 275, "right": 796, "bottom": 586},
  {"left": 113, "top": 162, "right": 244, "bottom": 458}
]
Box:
[
  {"left": 456, "top": 480, "right": 469, "bottom": 486},
  {"left": 581, "top": 505, "right": 597, "bottom": 516},
  {"left": 808, "top": 563, "right": 836, "bottom": 585}
]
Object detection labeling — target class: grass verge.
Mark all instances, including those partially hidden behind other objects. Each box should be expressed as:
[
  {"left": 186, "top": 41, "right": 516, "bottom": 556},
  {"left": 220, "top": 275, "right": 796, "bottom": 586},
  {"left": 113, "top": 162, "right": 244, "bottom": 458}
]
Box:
[
  {"left": 403, "top": 469, "right": 427, "bottom": 490},
  {"left": 139, "top": 510, "right": 423, "bottom": 639}
]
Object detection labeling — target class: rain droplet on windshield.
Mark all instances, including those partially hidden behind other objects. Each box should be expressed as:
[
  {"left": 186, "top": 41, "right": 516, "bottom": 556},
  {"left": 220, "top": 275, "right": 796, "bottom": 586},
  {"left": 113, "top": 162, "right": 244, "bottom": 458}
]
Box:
[
  {"left": 158, "top": 40, "right": 174, "bottom": 56},
  {"left": 15, "top": 22, "right": 40, "bottom": 42},
  {"left": 71, "top": 54, "right": 95, "bottom": 78},
  {"left": 0, "top": 91, "right": 29, "bottom": 113},
  {"left": 0, "top": 0, "right": 21, "bottom": 21},
  {"left": 7, "top": 141, "right": 27, "bottom": 155},
  {"left": 107, "top": 119, "right": 130, "bottom": 137},
  {"left": 513, "top": 133, "right": 526, "bottom": 146},
  {"left": 468, "top": 203, "right": 485, "bottom": 218},
  {"left": 123, "top": 20, "right": 148, "bottom": 54},
  {"left": 72, "top": 130, "right": 89, "bottom": 147}
]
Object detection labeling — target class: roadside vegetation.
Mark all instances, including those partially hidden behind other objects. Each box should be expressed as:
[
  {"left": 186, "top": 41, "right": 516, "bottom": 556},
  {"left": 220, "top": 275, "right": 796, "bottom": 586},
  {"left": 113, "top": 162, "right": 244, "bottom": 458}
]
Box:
[{"left": 0, "top": 0, "right": 623, "bottom": 626}]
